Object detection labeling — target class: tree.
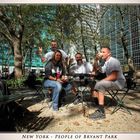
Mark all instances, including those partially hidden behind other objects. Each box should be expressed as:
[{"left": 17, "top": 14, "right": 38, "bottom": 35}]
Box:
[
  {"left": 83, "top": 5, "right": 110, "bottom": 57},
  {"left": 71, "top": 4, "right": 110, "bottom": 61},
  {"left": 0, "top": 5, "right": 55, "bottom": 78},
  {"left": 0, "top": 5, "right": 25, "bottom": 78},
  {"left": 48, "top": 5, "right": 78, "bottom": 49},
  {"left": 116, "top": 5, "right": 129, "bottom": 62}
]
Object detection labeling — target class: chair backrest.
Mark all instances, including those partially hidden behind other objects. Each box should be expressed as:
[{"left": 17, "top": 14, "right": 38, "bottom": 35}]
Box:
[
  {"left": 124, "top": 71, "right": 136, "bottom": 90},
  {"left": 24, "top": 72, "right": 38, "bottom": 88},
  {"left": 0, "top": 80, "right": 11, "bottom": 96}
]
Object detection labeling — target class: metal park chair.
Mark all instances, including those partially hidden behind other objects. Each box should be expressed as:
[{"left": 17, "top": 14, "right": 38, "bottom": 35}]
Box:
[{"left": 107, "top": 83, "right": 132, "bottom": 115}]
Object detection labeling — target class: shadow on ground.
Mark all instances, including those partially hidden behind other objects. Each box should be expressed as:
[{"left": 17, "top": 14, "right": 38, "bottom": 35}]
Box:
[
  {"left": 16, "top": 115, "right": 54, "bottom": 132},
  {"left": 0, "top": 98, "right": 53, "bottom": 132}
]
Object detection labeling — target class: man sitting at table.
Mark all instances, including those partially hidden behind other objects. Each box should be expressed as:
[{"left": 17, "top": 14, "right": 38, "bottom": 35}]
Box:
[
  {"left": 69, "top": 52, "right": 94, "bottom": 104},
  {"left": 89, "top": 46, "right": 126, "bottom": 120}
]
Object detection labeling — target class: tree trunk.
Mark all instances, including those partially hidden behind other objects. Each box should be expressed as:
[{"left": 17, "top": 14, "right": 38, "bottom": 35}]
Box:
[
  {"left": 80, "top": 20, "right": 88, "bottom": 62},
  {"left": 60, "top": 26, "right": 64, "bottom": 49},
  {"left": 12, "top": 39, "right": 23, "bottom": 79}
]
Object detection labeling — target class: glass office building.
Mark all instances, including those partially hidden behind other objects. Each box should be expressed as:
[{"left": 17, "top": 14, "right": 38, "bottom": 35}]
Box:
[
  {"left": 0, "top": 4, "right": 98, "bottom": 70},
  {"left": 73, "top": 4, "right": 99, "bottom": 61},
  {"left": 100, "top": 5, "right": 140, "bottom": 70},
  {"left": 0, "top": 45, "right": 44, "bottom": 74}
]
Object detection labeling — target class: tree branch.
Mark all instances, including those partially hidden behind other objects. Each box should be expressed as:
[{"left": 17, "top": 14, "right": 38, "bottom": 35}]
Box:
[
  {"left": 0, "top": 31, "right": 12, "bottom": 43},
  {"left": 0, "top": 9, "right": 17, "bottom": 38}
]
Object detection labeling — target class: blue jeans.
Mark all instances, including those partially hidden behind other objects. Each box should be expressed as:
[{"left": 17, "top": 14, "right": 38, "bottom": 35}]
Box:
[{"left": 43, "top": 80, "right": 72, "bottom": 110}]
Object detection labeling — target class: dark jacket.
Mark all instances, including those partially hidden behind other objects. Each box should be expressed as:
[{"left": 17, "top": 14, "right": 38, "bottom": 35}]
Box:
[{"left": 44, "top": 60, "right": 65, "bottom": 80}]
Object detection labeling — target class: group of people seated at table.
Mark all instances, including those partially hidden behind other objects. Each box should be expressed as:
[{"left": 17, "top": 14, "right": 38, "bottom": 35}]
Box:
[{"left": 38, "top": 39, "right": 126, "bottom": 120}]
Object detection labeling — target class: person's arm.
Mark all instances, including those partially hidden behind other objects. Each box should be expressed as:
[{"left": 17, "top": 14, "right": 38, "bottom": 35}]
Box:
[
  {"left": 93, "top": 57, "right": 101, "bottom": 73},
  {"left": 60, "top": 50, "right": 69, "bottom": 65},
  {"left": 93, "top": 51, "right": 104, "bottom": 73},
  {"left": 57, "top": 65, "right": 67, "bottom": 83},
  {"left": 86, "top": 62, "right": 93, "bottom": 73},
  {"left": 44, "top": 62, "right": 55, "bottom": 80},
  {"left": 69, "top": 63, "right": 77, "bottom": 75},
  {"left": 47, "top": 72, "right": 63, "bottom": 82},
  {"left": 38, "top": 46, "right": 47, "bottom": 63},
  {"left": 48, "top": 74, "right": 64, "bottom": 83},
  {"left": 48, "top": 75, "right": 57, "bottom": 81},
  {"left": 103, "top": 58, "right": 120, "bottom": 81},
  {"left": 39, "top": 54, "right": 46, "bottom": 63},
  {"left": 103, "top": 71, "right": 118, "bottom": 81},
  {"left": 40, "top": 57, "right": 46, "bottom": 63},
  {"left": 60, "top": 50, "right": 68, "bottom": 59}
]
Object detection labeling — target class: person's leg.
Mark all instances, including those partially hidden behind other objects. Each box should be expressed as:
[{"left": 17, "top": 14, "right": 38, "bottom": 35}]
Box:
[
  {"left": 70, "top": 81, "right": 82, "bottom": 104},
  {"left": 70, "top": 81, "right": 78, "bottom": 95},
  {"left": 89, "top": 80, "right": 111, "bottom": 120},
  {"left": 58, "top": 83, "right": 72, "bottom": 107},
  {"left": 98, "top": 91, "right": 105, "bottom": 113},
  {"left": 90, "top": 80, "right": 120, "bottom": 120},
  {"left": 52, "top": 82, "right": 62, "bottom": 110},
  {"left": 73, "top": 86, "right": 82, "bottom": 105},
  {"left": 63, "top": 83, "right": 72, "bottom": 93},
  {"left": 44, "top": 80, "right": 62, "bottom": 111},
  {"left": 89, "top": 79, "right": 98, "bottom": 105},
  {"left": 91, "top": 90, "right": 99, "bottom": 105},
  {"left": 89, "top": 90, "right": 105, "bottom": 120}
]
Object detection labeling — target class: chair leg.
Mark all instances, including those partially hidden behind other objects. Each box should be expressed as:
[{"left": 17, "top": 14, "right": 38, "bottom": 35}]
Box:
[
  {"left": 35, "top": 87, "right": 45, "bottom": 100},
  {"left": 43, "top": 88, "right": 53, "bottom": 109},
  {"left": 112, "top": 102, "right": 132, "bottom": 115},
  {"left": 108, "top": 90, "right": 132, "bottom": 115},
  {"left": 107, "top": 90, "right": 118, "bottom": 107}
]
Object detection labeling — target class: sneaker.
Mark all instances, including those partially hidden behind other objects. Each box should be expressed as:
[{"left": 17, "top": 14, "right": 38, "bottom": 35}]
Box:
[
  {"left": 52, "top": 105, "right": 59, "bottom": 111},
  {"left": 73, "top": 96, "right": 82, "bottom": 105},
  {"left": 89, "top": 109, "right": 105, "bottom": 120}
]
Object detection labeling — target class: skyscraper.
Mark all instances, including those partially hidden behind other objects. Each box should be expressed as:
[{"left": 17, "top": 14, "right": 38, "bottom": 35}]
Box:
[{"left": 100, "top": 5, "right": 140, "bottom": 70}]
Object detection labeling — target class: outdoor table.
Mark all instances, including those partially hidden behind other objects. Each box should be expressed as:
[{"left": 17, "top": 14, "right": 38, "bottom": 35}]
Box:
[{"left": 67, "top": 73, "right": 96, "bottom": 116}]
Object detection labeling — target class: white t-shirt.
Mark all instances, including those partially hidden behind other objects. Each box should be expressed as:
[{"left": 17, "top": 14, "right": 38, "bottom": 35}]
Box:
[
  {"left": 101, "top": 57, "right": 125, "bottom": 89},
  {"left": 71, "top": 61, "right": 93, "bottom": 74}
]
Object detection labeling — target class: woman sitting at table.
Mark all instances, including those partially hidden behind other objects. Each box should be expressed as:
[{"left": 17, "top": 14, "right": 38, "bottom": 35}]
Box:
[{"left": 44, "top": 50, "right": 71, "bottom": 111}]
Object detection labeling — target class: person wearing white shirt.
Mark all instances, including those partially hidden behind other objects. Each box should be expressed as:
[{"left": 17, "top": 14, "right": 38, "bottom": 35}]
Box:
[
  {"left": 38, "top": 39, "right": 68, "bottom": 63},
  {"left": 89, "top": 47, "right": 125, "bottom": 120},
  {"left": 70, "top": 52, "right": 94, "bottom": 104},
  {"left": 70, "top": 53, "right": 93, "bottom": 74}
]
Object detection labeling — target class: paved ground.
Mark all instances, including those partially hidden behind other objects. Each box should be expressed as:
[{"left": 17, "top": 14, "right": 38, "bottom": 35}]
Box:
[{"left": 14, "top": 87, "right": 140, "bottom": 133}]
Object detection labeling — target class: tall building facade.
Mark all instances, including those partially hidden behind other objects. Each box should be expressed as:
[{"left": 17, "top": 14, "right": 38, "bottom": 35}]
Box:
[
  {"left": 82, "top": 4, "right": 99, "bottom": 58},
  {"left": 100, "top": 5, "right": 140, "bottom": 70},
  {"left": 72, "top": 4, "right": 99, "bottom": 62}
]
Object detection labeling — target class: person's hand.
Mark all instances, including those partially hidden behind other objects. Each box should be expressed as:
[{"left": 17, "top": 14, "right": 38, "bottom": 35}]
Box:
[
  {"left": 95, "top": 52, "right": 103, "bottom": 61},
  {"left": 41, "top": 57, "right": 46, "bottom": 62},
  {"left": 57, "top": 78, "right": 64, "bottom": 83},
  {"left": 91, "top": 71, "right": 96, "bottom": 76},
  {"left": 61, "top": 75, "right": 68, "bottom": 82},
  {"left": 38, "top": 46, "right": 43, "bottom": 54}
]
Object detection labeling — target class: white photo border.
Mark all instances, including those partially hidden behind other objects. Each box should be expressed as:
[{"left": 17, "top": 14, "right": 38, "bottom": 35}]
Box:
[{"left": 0, "top": 1, "right": 140, "bottom": 140}]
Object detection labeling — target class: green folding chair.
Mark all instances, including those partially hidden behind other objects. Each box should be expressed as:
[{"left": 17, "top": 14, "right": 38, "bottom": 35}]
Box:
[{"left": 107, "top": 88, "right": 132, "bottom": 115}]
